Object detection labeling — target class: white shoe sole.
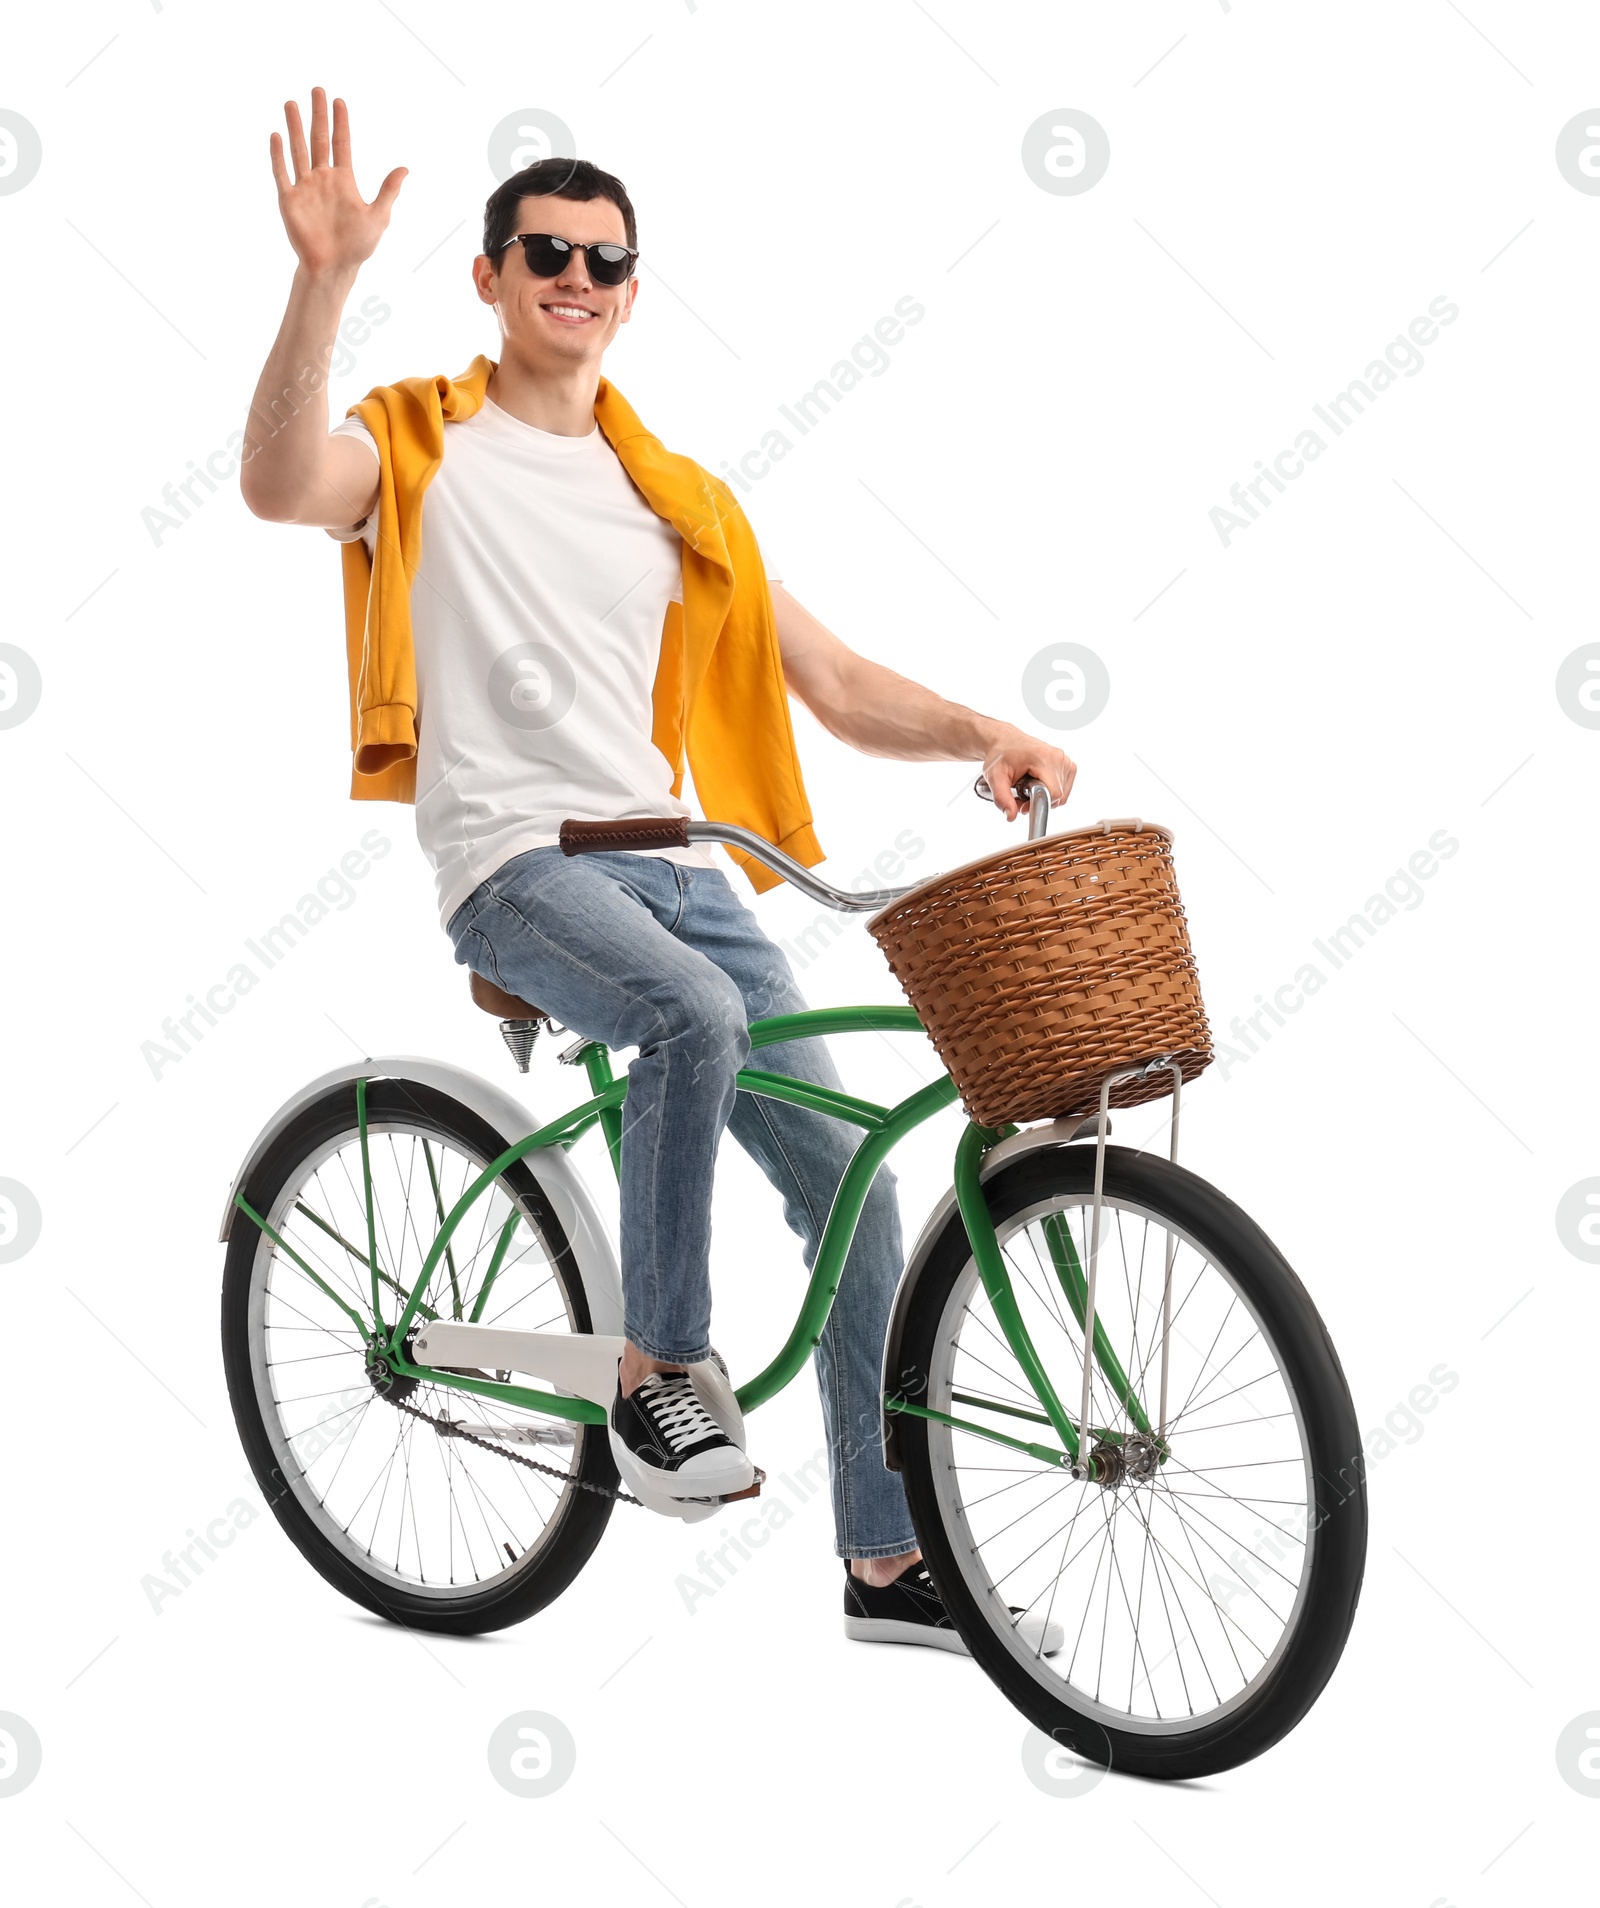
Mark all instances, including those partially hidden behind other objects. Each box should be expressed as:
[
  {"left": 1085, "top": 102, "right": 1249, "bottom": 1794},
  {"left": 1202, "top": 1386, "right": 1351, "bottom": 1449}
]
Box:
[
  {"left": 844, "top": 1615, "right": 972, "bottom": 1654},
  {"left": 608, "top": 1429, "right": 755, "bottom": 1504},
  {"left": 844, "top": 1613, "right": 1066, "bottom": 1657}
]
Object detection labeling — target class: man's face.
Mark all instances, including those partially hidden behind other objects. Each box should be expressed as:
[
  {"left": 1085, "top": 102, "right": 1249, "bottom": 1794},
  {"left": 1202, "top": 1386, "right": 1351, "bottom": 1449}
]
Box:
[{"left": 474, "top": 193, "right": 638, "bottom": 368}]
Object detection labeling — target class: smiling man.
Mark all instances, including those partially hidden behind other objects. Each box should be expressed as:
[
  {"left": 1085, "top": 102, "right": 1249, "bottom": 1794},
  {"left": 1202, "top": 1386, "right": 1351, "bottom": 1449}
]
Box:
[{"left": 240, "top": 89, "right": 1073, "bottom": 1652}]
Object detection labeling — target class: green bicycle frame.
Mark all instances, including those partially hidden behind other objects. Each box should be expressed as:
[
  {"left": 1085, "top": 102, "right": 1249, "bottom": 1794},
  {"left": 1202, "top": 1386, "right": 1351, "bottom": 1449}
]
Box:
[{"left": 234, "top": 1004, "right": 1158, "bottom": 1470}]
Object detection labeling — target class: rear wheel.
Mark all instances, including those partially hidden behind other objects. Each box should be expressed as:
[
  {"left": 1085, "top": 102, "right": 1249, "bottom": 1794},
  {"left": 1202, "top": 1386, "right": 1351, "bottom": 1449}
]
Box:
[
  {"left": 221, "top": 1078, "right": 618, "bottom": 1634},
  {"left": 893, "top": 1144, "right": 1366, "bottom": 1778}
]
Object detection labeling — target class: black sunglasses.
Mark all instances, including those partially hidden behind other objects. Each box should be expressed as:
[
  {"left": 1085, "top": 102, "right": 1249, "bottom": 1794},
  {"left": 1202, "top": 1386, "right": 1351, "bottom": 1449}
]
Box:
[{"left": 494, "top": 231, "right": 639, "bottom": 286}]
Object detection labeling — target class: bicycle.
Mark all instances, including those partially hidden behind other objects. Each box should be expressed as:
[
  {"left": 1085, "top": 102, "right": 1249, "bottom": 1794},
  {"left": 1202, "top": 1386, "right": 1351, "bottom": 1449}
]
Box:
[{"left": 219, "top": 779, "right": 1366, "bottom": 1780}]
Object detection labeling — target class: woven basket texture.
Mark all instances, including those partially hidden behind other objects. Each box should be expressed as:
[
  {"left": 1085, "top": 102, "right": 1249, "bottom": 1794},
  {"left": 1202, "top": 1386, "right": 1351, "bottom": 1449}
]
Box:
[{"left": 864, "top": 820, "right": 1213, "bottom": 1125}]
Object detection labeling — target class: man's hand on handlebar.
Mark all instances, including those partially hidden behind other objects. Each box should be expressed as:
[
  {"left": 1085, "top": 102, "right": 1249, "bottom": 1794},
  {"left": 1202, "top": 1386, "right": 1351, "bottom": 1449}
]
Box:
[{"left": 978, "top": 724, "right": 1076, "bottom": 822}]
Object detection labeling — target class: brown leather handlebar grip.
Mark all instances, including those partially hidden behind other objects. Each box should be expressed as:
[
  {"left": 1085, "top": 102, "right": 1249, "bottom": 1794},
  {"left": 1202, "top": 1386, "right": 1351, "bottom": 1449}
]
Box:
[{"left": 558, "top": 817, "right": 692, "bottom": 855}]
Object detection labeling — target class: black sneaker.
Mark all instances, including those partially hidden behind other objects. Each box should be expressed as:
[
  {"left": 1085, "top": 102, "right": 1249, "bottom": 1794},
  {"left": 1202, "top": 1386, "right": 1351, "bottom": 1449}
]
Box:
[
  {"left": 609, "top": 1364, "right": 755, "bottom": 1502},
  {"left": 843, "top": 1558, "right": 1065, "bottom": 1657}
]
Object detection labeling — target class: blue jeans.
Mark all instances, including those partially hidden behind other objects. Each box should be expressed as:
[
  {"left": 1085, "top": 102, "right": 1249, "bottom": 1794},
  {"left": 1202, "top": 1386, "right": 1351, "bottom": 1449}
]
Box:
[{"left": 446, "top": 846, "right": 918, "bottom": 1561}]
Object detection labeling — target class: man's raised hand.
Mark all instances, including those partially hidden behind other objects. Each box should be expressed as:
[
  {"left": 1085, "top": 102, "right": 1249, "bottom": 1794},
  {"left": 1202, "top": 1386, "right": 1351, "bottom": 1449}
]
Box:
[{"left": 269, "top": 88, "right": 407, "bottom": 280}]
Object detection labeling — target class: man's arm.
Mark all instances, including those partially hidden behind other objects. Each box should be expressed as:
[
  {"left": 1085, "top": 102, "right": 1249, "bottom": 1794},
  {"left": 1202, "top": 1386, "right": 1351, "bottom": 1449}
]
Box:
[
  {"left": 771, "top": 586, "right": 1077, "bottom": 823},
  {"left": 239, "top": 88, "right": 404, "bottom": 528},
  {"left": 242, "top": 271, "right": 382, "bottom": 527}
]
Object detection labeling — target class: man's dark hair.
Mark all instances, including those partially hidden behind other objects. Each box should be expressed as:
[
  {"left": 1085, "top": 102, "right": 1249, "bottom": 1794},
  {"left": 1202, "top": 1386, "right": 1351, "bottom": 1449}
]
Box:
[{"left": 482, "top": 157, "right": 638, "bottom": 263}]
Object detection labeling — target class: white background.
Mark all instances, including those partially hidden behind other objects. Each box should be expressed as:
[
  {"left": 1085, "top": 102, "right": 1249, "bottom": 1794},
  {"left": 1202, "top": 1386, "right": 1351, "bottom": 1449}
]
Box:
[{"left": 1, "top": 2, "right": 1596, "bottom": 1902}]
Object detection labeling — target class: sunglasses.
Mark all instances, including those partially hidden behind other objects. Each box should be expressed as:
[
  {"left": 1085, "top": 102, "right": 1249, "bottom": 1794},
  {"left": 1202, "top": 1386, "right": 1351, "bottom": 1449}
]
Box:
[{"left": 494, "top": 231, "right": 639, "bottom": 286}]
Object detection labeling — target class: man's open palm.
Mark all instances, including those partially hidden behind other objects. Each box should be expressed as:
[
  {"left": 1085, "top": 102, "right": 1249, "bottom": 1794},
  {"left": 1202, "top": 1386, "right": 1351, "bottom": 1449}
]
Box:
[{"left": 269, "top": 88, "right": 406, "bottom": 278}]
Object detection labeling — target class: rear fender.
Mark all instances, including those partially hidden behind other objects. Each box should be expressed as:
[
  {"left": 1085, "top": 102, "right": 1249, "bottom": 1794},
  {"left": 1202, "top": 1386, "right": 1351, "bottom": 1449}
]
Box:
[{"left": 218, "top": 1054, "right": 623, "bottom": 1335}]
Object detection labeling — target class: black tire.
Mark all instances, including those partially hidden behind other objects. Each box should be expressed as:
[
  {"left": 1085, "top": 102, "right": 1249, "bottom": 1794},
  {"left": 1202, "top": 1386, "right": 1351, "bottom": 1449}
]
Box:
[
  {"left": 893, "top": 1144, "right": 1366, "bottom": 1779},
  {"left": 221, "top": 1078, "right": 618, "bottom": 1635}
]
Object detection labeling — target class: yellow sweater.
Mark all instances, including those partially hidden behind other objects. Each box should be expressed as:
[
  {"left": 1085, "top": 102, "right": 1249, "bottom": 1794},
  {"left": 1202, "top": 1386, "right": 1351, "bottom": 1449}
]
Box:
[{"left": 336, "top": 353, "right": 823, "bottom": 895}]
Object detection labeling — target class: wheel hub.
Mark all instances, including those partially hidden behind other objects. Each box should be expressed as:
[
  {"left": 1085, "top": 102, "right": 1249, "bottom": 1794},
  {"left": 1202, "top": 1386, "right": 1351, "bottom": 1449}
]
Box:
[
  {"left": 1085, "top": 1432, "right": 1162, "bottom": 1489},
  {"left": 365, "top": 1335, "right": 419, "bottom": 1404},
  {"left": 1122, "top": 1432, "right": 1161, "bottom": 1484}
]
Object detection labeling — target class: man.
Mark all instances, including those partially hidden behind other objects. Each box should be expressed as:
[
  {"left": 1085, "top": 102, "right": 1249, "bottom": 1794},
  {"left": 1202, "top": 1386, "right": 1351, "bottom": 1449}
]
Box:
[{"left": 241, "top": 89, "right": 1074, "bottom": 1653}]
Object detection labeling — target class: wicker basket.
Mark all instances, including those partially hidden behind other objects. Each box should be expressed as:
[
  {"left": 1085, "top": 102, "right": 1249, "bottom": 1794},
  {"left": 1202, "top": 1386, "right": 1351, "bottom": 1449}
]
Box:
[{"left": 865, "top": 818, "right": 1213, "bottom": 1127}]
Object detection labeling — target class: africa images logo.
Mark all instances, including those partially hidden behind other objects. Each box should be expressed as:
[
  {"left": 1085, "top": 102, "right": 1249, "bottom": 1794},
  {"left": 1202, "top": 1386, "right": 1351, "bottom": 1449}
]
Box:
[{"left": 487, "top": 643, "right": 579, "bottom": 731}]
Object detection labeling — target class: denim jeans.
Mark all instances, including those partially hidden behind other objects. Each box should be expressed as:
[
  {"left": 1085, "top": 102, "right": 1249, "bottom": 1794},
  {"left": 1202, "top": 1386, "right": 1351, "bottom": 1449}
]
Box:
[{"left": 446, "top": 845, "right": 918, "bottom": 1560}]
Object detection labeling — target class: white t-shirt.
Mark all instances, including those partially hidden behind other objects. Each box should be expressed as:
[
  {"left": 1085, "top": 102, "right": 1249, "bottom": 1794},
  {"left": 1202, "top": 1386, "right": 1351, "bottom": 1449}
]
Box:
[{"left": 326, "top": 399, "right": 782, "bottom": 929}]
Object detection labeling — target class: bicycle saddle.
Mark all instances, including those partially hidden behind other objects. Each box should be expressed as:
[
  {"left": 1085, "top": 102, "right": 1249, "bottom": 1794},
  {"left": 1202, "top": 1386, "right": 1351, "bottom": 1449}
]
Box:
[{"left": 468, "top": 971, "right": 548, "bottom": 1022}]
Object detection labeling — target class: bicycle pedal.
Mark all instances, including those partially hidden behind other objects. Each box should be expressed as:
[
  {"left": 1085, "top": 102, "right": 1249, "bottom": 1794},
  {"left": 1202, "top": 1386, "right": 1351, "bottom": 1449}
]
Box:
[
  {"left": 678, "top": 1466, "right": 766, "bottom": 1508},
  {"left": 714, "top": 1465, "right": 766, "bottom": 1505}
]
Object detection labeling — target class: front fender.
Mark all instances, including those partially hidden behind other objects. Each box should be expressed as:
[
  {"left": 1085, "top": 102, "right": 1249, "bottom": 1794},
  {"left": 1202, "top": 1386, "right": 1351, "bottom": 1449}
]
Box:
[
  {"left": 217, "top": 1054, "right": 624, "bottom": 1336},
  {"left": 879, "top": 1114, "right": 1106, "bottom": 1471}
]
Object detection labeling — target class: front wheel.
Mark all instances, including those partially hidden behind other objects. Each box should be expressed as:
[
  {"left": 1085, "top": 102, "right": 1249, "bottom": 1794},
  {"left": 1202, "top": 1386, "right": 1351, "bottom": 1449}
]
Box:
[
  {"left": 221, "top": 1078, "right": 619, "bottom": 1635},
  {"left": 893, "top": 1144, "right": 1366, "bottom": 1779}
]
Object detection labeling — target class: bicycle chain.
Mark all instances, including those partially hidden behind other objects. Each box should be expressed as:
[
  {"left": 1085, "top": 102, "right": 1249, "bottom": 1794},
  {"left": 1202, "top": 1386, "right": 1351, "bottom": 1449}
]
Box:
[{"left": 389, "top": 1392, "right": 644, "bottom": 1507}]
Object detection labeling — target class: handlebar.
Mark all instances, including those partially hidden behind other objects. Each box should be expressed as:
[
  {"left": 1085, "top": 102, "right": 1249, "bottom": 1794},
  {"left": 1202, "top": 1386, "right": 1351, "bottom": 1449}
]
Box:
[
  {"left": 557, "top": 773, "right": 1051, "bottom": 915},
  {"left": 557, "top": 816, "right": 902, "bottom": 912},
  {"left": 973, "top": 772, "right": 1052, "bottom": 841}
]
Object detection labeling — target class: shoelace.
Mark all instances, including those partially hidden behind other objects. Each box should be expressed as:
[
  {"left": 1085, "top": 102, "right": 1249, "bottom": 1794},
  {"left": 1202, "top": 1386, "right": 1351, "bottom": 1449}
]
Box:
[
  {"left": 636, "top": 1372, "right": 724, "bottom": 1453},
  {"left": 904, "top": 1567, "right": 949, "bottom": 1608}
]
